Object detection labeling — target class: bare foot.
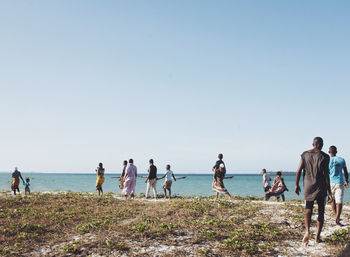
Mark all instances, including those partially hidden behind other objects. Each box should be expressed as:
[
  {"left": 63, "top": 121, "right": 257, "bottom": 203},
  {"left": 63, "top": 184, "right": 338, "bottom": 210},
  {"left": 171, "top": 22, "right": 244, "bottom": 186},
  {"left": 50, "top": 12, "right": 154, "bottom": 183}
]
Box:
[
  {"left": 315, "top": 237, "right": 323, "bottom": 244},
  {"left": 302, "top": 232, "right": 310, "bottom": 246},
  {"left": 336, "top": 221, "right": 344, "bottom": 226}
]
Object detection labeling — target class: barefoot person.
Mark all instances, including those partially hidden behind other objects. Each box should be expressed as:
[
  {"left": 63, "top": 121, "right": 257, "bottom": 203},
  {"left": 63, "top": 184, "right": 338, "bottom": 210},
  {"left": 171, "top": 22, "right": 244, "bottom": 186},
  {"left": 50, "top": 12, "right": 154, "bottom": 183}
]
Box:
[
  {"left": 119, "top": 160, "right": 128, "bottom": 189},
  {"left": 265, "top": 171, "right": 288, "bottom": 201},
  {"left": 212, "top": 162, "right": 233, "bottom": 200},
  {"left": 95, "top": 163, "right": 105, "bottom": 196},
  {"left": 11, "top": 167, "right": 24, "bottom": 195},
  {"left": 24, "top": 178, "right": 31, "bottom": 195},
  {"left": 295, "top": 137, "right": 332, "bottom": 245},
  {"left": 212, "top": 154, "right": 232, "bottom": 199},
  {"left": 159, "top": 165, "right": 176, "bottom": 199},
  {"left": 122, "top": 159, "right": 137, "bottom": 199},
  {"left": 329, "top": 145, "right": 349, "bottom": 226},
  {"left": 145, "top": 159, "right": 157, "bottom": 199},
  {"left": 262, "top": 169, "right": 271, "bottom": 199}
]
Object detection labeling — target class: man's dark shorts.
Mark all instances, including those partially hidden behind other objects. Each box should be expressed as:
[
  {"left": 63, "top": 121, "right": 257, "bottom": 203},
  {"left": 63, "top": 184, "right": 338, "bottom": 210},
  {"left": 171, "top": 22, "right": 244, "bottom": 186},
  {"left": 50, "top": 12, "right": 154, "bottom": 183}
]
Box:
[
  {"left": 264, "top": 186, "right": 271, "bottom": 192},
  {"left": 305, "top": 196, "right": 326, "bottom": 210}
]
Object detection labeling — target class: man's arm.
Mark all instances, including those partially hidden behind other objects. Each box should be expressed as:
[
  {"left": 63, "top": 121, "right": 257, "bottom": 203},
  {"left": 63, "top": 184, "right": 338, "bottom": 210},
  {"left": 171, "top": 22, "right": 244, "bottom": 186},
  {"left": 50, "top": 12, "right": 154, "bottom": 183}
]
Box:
[
  {"left": 19, "top": 173, "right": 24, "bottom": 183},
  {"left": 158, "top": 174, "right": 166, "bottom": 180},
  {"left": 344, "top": 166, "right": 349, "bottom": 188},
  {"left": 324, "top": 156, "right": 333, "bottom": 202},
  {"left": 262, "top": 175, "right": 266, "bottom": 187},
  {"left": 295, "top": 158, "right": 304, "bottom": 195},
  {"left": 172, "top": 173, "right": 176, "bottom": 182},
  {"left": 145, "top": 168, "right": 150, "bottom": 183}
]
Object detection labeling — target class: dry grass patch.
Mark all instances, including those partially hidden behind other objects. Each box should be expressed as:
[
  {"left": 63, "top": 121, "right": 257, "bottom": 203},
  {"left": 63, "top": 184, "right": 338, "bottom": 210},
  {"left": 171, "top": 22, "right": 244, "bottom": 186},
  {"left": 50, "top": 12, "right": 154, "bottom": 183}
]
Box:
[{"left": 0, "top": 193, "right": 348, "bottom": 256}]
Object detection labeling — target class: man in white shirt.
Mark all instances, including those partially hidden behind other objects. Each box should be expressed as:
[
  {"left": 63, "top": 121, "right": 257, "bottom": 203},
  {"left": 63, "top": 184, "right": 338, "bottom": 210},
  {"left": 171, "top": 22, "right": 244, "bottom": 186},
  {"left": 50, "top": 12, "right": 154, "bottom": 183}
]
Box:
[{"left": 262, "top": 169, "right": 271, "bottom": 199}]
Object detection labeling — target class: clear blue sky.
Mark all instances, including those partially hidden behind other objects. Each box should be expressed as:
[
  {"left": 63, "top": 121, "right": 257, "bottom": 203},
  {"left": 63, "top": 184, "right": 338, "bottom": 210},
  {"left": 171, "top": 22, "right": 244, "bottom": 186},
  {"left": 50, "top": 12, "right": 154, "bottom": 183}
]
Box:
[{"left": 0, "top": 1, "right": 349, "bottom": 173}]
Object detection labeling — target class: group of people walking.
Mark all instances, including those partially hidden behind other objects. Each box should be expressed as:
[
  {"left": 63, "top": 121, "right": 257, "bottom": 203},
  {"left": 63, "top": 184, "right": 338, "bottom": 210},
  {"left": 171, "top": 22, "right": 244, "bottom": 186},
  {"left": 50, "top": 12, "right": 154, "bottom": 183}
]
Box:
[
  {"left": 295, "top": 137, "right": 348, "bottom": 245},
  {"left": 261, "top": 137, "right": 348, "bottom": 244},
  {"left": 8, "top": 137, "right": 348, "bottom": 246},
  {"left": 95, "top": 159, "right": 177, "bottom": 199}
]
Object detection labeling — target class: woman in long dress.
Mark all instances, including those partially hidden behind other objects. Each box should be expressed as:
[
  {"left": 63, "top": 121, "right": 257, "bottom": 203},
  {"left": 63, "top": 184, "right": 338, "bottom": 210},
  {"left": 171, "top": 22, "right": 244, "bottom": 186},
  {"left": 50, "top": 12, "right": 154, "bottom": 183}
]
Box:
[
  {"left": 212, "top": 163, "right": 232, "bottom": 200},
  {"left": 96, "top": 163, "right": 105, "bottom": 196},
  {"left": 122, "top": 159, "right": 137, "bottom": 198}
]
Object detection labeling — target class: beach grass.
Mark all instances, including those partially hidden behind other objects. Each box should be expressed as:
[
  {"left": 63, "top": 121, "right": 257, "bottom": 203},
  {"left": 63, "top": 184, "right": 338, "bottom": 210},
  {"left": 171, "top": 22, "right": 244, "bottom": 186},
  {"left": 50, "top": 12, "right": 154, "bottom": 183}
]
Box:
[{"left": 0, "top": 192, "right": 348, "bottom": 256}]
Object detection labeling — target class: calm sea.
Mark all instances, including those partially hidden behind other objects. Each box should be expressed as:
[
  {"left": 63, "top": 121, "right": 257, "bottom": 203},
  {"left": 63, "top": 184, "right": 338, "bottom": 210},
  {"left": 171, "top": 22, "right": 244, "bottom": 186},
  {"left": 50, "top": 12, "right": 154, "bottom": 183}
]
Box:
[{"left": 1, "top": 173, "right": 348, "bottom": 202}]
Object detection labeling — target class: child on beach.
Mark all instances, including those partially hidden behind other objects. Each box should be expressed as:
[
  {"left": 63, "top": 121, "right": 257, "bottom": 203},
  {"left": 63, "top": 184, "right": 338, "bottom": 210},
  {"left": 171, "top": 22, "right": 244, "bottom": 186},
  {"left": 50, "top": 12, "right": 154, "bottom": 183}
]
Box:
[
  {"left": 23, "top": 178, "right": 31, "bottom": 195},
  {"left": 158, "top": 165, "right": 176, "bottom": 199},
  {"left": 96, "top": 163, "right": 105, "bottom": 196}
]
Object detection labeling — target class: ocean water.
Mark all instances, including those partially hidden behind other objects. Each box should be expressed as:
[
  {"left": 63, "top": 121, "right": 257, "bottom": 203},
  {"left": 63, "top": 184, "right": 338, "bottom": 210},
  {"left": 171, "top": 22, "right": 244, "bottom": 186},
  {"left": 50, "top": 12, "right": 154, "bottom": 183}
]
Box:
[{"left": 1, "top": 173, "right": 348, "bottom": 202}]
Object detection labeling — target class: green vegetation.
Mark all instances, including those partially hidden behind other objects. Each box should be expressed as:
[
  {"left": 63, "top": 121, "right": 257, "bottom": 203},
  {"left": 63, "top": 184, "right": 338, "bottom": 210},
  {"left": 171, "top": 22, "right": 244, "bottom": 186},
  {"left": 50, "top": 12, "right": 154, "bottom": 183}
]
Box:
[
  {"left": 0, "top": 192, "right": 346, "bottom": 256},
  {"left": 326, "top": 227, "right": 350, "bottom": 244}
]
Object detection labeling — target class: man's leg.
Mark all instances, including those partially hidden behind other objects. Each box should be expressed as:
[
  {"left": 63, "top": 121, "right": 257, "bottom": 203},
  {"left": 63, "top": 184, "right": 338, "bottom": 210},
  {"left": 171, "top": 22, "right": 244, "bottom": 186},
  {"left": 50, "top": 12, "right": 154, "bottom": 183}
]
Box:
[
  {"left": 281, "top": 193, "right": 285, "bottom": 202},
  {"left": 152, "top": 182, "right": 157, "bottom": 199},
  {"left": 164, "top": 188, "right": 167, "bottom": 198},
  {"left": 216, "top": 192, "right": 219, "bottom": 200},
  {"left": 168, "top": 188, "right": 172, "bottom": 199},
  {"left": 336, "top": 203, "right": 343, "bottom": 225},
  {"left": 315, "top": 197, "right": 326, "bottom": 243},
  {"left": 145, "top": 182, "right": 151, "bottom": 198},
  {"left": 334, "top": 184, "right": 344, "bottom": 225},
  {"left": 303, "top": 201, "right": 314, "bottom": 245},
  {"left": 331, "top": 198, "right": 337, "bottom": 215}
]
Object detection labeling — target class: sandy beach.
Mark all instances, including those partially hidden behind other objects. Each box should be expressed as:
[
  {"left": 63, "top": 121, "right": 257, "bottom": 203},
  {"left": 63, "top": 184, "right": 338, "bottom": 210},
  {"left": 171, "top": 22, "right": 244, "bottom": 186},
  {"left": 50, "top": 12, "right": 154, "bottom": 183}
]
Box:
[{"left": 0, "top": 191, "right": 348, "bottom": 256}]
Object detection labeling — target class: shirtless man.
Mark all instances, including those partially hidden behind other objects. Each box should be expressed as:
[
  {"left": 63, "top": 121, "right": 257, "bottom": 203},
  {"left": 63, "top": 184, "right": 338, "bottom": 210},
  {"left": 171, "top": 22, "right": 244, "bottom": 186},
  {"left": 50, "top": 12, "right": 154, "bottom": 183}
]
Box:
[{"left": 295, "top": 137, "right": 332, "bottom": 245}]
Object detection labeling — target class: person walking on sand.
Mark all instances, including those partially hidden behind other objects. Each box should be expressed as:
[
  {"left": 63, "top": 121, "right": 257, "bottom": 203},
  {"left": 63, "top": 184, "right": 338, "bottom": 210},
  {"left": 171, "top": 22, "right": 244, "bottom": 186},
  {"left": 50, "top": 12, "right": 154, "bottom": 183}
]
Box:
[
  {"left": 295, "top": 137, "right": 332, "bottom": 245},
  {"left": 212, "top": 162, "right": 233, "bottom": 200},
  {"left": 11, "top": 167, "right": 24, "bottom": 195},
  {"left": 265, "top": 171, "right": 288, "bottom": 201},
  {"left": 119, "top": 160, "right": 128, "bottom": 189},
  {"left": 329, "top": 145, "right": 349, "bottom": 226},
  {"left": 212, "top": 154, "right": 232, "bottom": 200},
  {"left": 122, "top": 159, "right": 137, "bottom": 199},
  {"left": 158, "top": 165, "right": 176, "bottom": 199},
  {"left": 145, "top": 159, "right": 157, "bottom": 199},
  {"left": 95, "top": 163, "right": 105, "bottom": 196},
  {"left": 262, "top": 169, "right": 271, "bottom": 199}
]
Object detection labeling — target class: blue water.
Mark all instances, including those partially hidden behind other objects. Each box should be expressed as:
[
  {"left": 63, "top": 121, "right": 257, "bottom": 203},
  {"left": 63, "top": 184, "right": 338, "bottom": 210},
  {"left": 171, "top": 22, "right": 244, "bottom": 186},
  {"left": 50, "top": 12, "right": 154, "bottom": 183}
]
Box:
[{"left": 1, "top": 173, "right": 348, "bottom": 202}]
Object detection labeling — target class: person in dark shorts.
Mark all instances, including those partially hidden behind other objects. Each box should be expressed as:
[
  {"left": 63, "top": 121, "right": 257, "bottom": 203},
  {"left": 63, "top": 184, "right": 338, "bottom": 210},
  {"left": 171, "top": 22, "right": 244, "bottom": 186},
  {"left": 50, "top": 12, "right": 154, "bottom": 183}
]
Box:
[{"left": 295, "top": 137, "right": 332, "bottom": 245}]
